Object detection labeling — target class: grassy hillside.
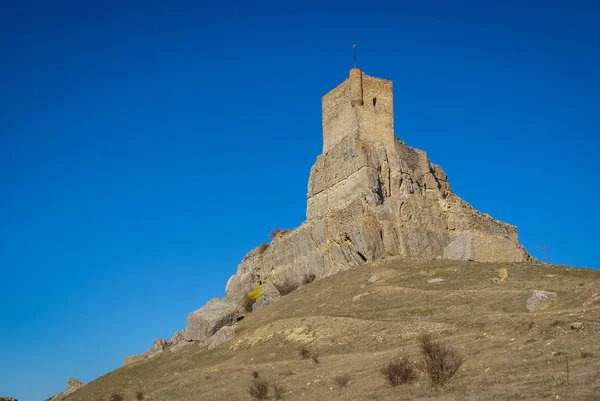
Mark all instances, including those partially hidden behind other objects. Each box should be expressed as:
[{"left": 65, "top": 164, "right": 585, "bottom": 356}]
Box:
[{"left": 66, "top": 259, "right": 600, "bottom": 401}]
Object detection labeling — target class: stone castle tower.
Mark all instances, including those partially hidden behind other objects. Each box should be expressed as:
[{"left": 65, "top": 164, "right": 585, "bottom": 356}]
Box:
[
  {"left": 322, "top": 68, "right": 395, "bottom": 153},
  {"left": 224, "top": 68, "right": 532, "bottom": 302}
]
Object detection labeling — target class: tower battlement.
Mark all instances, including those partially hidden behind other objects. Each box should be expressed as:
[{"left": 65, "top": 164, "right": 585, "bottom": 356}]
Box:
[{"left": 321, "top": 69, "right": 395, "bottom": 153}]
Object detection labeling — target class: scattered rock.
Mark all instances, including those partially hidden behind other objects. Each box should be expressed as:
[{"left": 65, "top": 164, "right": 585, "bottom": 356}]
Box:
[
  {"left": 428, "top": 278, "right": 445, "bottom": 284},
  {"left": 184, "top": 298, "right": 241, "bottom": 342},
  {"left": 570, "top": 322, "right": 584, "bottom": 331},
  {"left": 253, "top": 282, "right": 281, "bottom": 310},
  {"left": 207, "top": 325, "right": 236, "bottom": 350},
  {"left": 64, "top": 378, "right": 84, "bottom": 396},
  {"left": 526, "top": 290, "right": 558, "bottom": 312},
  {"left": 367, "top": 274, "right": 379, "bottom": 283}
]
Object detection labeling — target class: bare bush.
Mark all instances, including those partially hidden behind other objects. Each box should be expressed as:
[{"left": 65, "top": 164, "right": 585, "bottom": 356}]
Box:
[
  {"left": 269, "top": 228, "right": 290, "bottom": 239},
  {"left": 251, "top": 370, "right": 260, "bottom": 378},
  {"left": 274, "top": 279, "right": 298, "bottom": 296},
  {"left": 381, "top": 359, "right": 417, "bottom": 386},
  {"left": 242, "top": 294, "right": 257, "bottom": 312},
  {"left": 311, "top": 352, "right": 320, "bottom": 364},
  {"left": 302, "top": 273, "right": 316, "bottom": 285},
  {"left": 248, "top": 378, "right": 270, "bottom": 400},
  {"left": 109, "top": 394, "right": 123, "bottom": 401},
  {"left": 135, "top": 391, "right": 144, "bottom": 400},
  {"left": 334, "top": 374, "right": 351, "bottom": 388},
  {"left": 299, "top": 346, "right": 311, "bottom": 360},
  {"left": 273, "top": 382, "right": 285, "bottom": 399},
  {"left": 417, "top": 334, "right": 464, "bottom": 387}
]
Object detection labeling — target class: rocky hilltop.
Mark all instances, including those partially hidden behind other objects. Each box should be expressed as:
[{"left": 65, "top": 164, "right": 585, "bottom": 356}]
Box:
[
  {"left": 124, "top": 68, "right": 533, "bottom": 362},
  {"left": 225, "top": 68, "right": 531, "bottom": 303}
]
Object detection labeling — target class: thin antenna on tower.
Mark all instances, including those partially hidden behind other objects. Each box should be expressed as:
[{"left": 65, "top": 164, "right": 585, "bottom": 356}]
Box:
[{"left": 353, "top": 44, "right": 357, "bottom": 68}]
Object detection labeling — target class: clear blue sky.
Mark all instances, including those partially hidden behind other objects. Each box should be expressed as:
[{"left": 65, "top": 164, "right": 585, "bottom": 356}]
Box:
[{"left": 1, "top": 1, "right": 598, "bottom": 400}]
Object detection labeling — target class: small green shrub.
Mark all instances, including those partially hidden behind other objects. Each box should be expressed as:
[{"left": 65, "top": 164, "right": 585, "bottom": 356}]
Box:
[
  {"left": 381, "top": 359, "right": 417, "bottom": 386},
  {"left": 248, "top": 284, "right": 263, "bottom": 301}
]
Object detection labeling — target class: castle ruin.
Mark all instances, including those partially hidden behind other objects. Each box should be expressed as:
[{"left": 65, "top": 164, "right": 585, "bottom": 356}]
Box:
[{"left": 223, "top": 68, "right": 532, "bottom": 303}]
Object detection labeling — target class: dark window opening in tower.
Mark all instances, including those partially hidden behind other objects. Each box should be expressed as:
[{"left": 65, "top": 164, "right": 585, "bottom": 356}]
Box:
[{"left": 373, "top": 97, "right": 377, "bottom": 107}]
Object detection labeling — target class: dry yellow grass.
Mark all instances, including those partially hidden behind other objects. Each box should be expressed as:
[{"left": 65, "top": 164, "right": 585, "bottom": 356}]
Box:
[{"left": 66, "top": 258, "right": 600, "bottom": 401}]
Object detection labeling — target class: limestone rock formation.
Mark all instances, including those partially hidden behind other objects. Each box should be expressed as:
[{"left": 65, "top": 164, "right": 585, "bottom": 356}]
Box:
[
  {"left": 224, "top": 68, "right": 532, "bottom": 303},
  {"left": 207, "top": 325, "right": 236, "bottom": 350},
  {"left": 184, "top": 298, "right": 241, "bottom": 342},
  {"left": 65, "top": 378, "right": 84, "bottom": 396},
  {"left": 44, "top": 377, "right": 85, "bottom": 401},
  {"left": 252, "top": 281, "right": 281, "bottom": 310},
  {"left": 143, "top": 338, "right": 171, "bottom": 358}
]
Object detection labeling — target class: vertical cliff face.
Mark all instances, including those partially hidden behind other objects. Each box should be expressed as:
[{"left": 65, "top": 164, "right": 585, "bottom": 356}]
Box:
[{"left": 224, "top": 69, "right": 532, "bottom": 302}]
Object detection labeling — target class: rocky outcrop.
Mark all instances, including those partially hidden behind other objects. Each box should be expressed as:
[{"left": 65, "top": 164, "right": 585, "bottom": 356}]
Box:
[
  {"left": 184, "top": 298, "right": 242, "bottom": 342},
  {"left": 171, "top": 330, "right": 185, "bottom": 344},
  {"left": 253, "top": 282, "right": 281, "bottom": 310},
  {"left": 44, "top": 377, "right": 85, "bottom": 401},
  {"left": 143, "top": 338, "right": 171, "bottom": 358},
  {"left": 223, "top": 69, "right": 532, "bottom": 303},
  {"left": 134, "top": 67, "right": 534, "bottom": 361},
  {"left": 207, "top": 325, "right": 236, "bottom": 350},
  {"left": 65, "top": 378, "right": 84, "bottom": 396}
]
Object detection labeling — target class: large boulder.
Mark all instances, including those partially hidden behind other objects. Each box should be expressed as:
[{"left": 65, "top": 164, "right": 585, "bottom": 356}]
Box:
[
  {"left": 252, "top": 282, "right": 281, "bottom": 310},
  {"left": 526, "top": 290, "right": 558, "bottom": 312},
  {"left": 184, "top": 298, "right": 241, "bottom": 342}
]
